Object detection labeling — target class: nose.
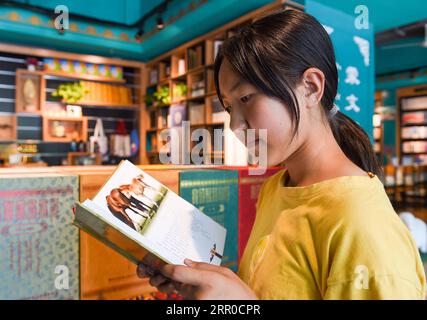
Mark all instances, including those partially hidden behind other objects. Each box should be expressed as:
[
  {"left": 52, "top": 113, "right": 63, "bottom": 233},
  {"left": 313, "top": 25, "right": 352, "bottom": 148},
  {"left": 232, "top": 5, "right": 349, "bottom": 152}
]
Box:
[{"left": 229, "top": 107, "right": 248, "bottom": 133}]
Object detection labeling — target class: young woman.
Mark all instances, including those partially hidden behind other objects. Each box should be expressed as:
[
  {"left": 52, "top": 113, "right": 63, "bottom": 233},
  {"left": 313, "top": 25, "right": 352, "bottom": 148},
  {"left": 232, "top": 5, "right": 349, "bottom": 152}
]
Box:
[{"left": 137, "top": 9, "right": 426, "bottom": 299}]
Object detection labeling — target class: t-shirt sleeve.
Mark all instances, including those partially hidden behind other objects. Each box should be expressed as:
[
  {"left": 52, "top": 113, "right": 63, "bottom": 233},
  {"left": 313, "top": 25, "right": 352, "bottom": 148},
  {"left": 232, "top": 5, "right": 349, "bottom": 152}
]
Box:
[
  {"left": 322, "top": 202, "right": 426, "bottom": 300},
  {"left": 324, "top": 275, "right": 425, "bottom": 299}
]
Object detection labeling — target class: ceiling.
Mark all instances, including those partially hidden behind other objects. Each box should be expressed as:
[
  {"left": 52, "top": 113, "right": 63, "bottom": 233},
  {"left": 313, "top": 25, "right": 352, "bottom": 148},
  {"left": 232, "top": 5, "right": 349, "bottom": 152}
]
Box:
[
  {"left": 6, "top": 0, "right": 427, "bottom": 32},
  {"left": 3, "top": 0, "right": 164, "bottom": 25}
]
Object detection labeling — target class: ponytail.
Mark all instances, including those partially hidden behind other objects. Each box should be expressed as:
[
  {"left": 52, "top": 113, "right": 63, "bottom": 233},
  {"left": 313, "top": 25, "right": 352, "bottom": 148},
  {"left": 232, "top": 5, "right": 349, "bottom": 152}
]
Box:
[{"left": 330, "top": 112, "right": 383, "bottom": 179}]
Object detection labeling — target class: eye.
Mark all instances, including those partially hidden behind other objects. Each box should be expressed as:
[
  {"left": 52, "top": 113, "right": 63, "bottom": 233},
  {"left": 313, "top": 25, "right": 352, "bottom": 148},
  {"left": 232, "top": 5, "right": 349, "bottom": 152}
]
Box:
[{"left": 240, "top": 94, "right": 252, "bottom": 103}]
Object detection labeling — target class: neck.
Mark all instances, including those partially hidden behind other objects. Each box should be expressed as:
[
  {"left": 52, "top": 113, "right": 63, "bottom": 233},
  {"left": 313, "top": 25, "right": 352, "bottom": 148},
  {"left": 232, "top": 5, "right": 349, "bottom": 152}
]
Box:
[{"left": 284, "top": 123, "right": 354, "bottom": 187}]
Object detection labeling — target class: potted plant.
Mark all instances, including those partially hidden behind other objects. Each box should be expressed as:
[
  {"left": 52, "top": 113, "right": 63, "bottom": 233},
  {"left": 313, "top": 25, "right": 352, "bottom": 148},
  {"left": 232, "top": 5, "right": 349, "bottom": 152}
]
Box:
[
  {"left": 153, "top": 86, "right": 171, "bottom": 107},
  {"left": 173, "top": 82, "right": 187, "bottom": 101},
  {"left": 52, "top": 81, "right": 89, "bottom": 104}
]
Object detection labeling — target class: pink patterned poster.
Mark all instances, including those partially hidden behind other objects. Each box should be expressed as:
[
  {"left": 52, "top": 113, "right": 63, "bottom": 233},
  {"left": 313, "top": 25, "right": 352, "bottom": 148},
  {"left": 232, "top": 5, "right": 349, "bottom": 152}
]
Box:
[{"left": 0, "top": 174, "right": 79, "bottom": 300}]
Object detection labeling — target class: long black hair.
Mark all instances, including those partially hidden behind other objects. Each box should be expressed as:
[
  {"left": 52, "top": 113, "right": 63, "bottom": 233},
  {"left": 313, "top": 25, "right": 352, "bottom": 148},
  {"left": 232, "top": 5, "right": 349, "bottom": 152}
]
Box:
[{"left": 214, "top": 9, "right": 382, "bottom": 178}]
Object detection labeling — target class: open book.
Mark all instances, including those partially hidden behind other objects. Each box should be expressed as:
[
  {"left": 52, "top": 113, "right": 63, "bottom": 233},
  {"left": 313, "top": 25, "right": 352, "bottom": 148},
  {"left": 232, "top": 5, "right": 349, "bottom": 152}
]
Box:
[{"left": 73, "top": 160, "right": 226, "bottom": 274}]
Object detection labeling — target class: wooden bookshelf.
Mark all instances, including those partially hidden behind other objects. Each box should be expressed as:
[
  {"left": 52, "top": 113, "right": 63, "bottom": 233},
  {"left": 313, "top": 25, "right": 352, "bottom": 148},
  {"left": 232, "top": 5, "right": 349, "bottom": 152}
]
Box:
[
  {"left": 42, "top": 116, "right": 88, "bottom": 142},
  {"left": 142, "top": 1, "right": 285, "bottom": 164},
  {"left": 0, "top": 52, "right": 144, "bottom": 165},
  {"left": 396, "top": 84, "right": 427, "bottom": 165}
]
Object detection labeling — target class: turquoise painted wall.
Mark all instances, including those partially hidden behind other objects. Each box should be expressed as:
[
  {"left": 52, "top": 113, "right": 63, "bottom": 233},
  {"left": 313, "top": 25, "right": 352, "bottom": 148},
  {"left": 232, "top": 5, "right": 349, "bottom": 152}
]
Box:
[
  {"left": 376, "top": 39, "right": 427, "bottom": 75},
  {"left": 306, "top": 0, "right": 375, "bottom": 141}
]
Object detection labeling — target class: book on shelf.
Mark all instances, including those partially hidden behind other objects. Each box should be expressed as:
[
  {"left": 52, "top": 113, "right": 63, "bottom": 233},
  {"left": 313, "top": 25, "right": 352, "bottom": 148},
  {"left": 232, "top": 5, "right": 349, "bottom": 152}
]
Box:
[
  {"left": 179, "top": 169, "right": 238, "bottom": 271},
  {"left": 402, "top": 141, "right": 427, "bottom": 153},
  {"left": 402, "top": 126, "right": 427, "bottom": 139},
  {"left": 190, "top": 79, "right": 205, "bottom": 97},
  {"left": 169, "top": 103, "right": 187, "bottom": 128},
  {"left": 157, "top": 108, "right": 170, "bottom": 128},
  {"left": 188, "top": 45, "right": 204, "bottom": 69},
  {"left": 402, "top": 111, "right": 427, "bottom": 125},
  {"left": 189, "top": 102, "right": 205, "bottom": 125},
  {"left": 73, "top": 160, "right": 227, "bottom": 275},
  {"left": 150, "top": 69, "right": 158, "bottom": 85},
  {"left": 402, "top": 96, "right": 427, "bottom": 111},
  {"left": 178, "top": 59, "right": 186, "bottom": 75}
]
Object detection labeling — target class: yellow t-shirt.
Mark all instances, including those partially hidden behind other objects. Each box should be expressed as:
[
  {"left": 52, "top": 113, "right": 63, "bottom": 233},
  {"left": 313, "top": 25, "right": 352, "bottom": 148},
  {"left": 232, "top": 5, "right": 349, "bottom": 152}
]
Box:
[{"left": 237, "top": 169, "right": 426, "bottom": 299}]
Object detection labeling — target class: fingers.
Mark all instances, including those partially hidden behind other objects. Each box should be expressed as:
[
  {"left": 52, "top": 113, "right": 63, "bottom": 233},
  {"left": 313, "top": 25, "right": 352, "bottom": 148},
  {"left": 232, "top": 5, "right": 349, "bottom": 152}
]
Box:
[
  {"left": 149, "top": 273, "right": 169, "bottom": 287},
  {"left": 160, "top": 264, "right": 207, "bottom": 286},
  {"left": 137, "top": 263, "right": 149, "bottom": 278},
  {"left": 157, "top": 281, "right": 178, "bottom": 295},
  {"left": 137, "top": 262, "right": 157, "bottom": 278}
]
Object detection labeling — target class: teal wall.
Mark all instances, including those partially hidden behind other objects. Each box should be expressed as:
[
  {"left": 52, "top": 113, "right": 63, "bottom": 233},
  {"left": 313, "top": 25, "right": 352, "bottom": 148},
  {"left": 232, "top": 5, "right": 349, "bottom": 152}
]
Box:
[{"left": 306, "top": 0, "right": 375, "bottom": 141}]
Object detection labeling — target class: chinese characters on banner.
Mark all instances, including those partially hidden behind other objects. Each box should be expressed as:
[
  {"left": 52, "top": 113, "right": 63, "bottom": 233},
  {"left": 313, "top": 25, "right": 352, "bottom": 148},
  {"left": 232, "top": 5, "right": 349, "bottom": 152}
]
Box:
[
  {"left": 0, "top": 175, "right": 79, "bottom": 300},
  {"left": 306, "top": 0, "right": 375, "bottom": 141}
]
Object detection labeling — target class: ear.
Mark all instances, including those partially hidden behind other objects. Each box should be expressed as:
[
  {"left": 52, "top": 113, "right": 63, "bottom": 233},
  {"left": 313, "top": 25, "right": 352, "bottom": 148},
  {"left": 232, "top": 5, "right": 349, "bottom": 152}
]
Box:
[{"left": 301, "top": 67, "right": 325, "bottom": 109}]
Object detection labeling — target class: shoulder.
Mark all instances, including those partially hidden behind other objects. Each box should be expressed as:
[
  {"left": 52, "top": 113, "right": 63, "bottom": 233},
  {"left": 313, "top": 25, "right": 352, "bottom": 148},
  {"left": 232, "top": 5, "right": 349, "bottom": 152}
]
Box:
[{"left": 255, "top": 168, "right": 285, "bottom": 205}]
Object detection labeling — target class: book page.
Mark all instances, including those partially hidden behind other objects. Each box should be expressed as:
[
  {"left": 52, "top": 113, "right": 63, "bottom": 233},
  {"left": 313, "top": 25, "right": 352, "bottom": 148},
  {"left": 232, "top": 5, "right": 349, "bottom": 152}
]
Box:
[{"left": 91, "top": 160, "right": 226, "bottom": 266}]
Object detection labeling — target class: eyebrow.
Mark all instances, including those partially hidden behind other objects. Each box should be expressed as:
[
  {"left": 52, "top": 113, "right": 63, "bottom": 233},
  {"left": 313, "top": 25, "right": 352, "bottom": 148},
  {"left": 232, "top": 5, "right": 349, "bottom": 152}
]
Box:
[{"left": 220, "top": 79, "right": 245, "bottom": 100}]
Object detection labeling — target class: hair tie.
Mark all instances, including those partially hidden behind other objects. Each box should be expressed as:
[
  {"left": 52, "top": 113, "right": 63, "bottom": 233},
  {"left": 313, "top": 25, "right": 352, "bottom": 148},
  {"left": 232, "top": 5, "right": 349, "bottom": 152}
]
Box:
[{"left": 329, "top": 104, "right": 339, "bottom": 117}]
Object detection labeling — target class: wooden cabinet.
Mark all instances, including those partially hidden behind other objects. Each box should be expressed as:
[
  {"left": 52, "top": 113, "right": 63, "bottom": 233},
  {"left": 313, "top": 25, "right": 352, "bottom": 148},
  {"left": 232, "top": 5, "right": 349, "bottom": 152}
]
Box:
[
  {"left": 42, "top": 116, "right": 88, "bottom": 142},
  {"left": 15, "top": 69, "right": 45, "bottom": 114},
  {"left": 397, "top": 85, "right": 427, "bottom": 165}
]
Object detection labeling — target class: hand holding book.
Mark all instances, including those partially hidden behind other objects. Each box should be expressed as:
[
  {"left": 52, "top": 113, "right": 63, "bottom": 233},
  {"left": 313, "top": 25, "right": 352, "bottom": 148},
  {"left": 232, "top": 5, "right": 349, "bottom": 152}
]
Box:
[{"left": 137, "top": 258, "right": 258, "bottom": 300}]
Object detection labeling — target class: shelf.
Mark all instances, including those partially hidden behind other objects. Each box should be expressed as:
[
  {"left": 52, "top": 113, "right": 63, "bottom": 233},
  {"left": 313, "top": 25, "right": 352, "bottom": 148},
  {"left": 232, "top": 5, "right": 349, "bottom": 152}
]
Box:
[
  {"left": 43, "top": 116, "right": 86, "bottom": 122},
  {"left": 43, "top": 70, "right": 126, "bottom": 84},
  {"left": 401, "top": 123, "right": 427, "bottom": 127},
  {"left": 77, "top": 101, "right": 139, "bottom": 109},
  {"left": 43, "top": 116, "right": 88, "bottom": 142},
  {"left": 402, "top": 152, "right": 427, "bottom": 155},
  {"left": 170, "top": 73, "right": 187, "bottom": 81},
  {"left": 401, "top": 107, "right": 427, "bottom": 113},
  {"left": 402, "top": 138, "right": 427, "bottom": 141}
]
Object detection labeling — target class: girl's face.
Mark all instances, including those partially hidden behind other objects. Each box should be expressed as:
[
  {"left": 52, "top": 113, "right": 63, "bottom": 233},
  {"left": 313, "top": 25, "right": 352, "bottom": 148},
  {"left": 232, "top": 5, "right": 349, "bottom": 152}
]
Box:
[{"left": 218, "top": 58, "right": 311, "bottom": 167}]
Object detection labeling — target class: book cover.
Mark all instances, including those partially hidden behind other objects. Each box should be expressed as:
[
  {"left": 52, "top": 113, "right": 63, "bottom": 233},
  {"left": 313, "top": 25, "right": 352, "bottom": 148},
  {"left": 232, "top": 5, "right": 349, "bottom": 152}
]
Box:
[
  {"left": 74, "top": 160, "right": 226, "bottom": 273},
  {"left": 169, "top": 103, "right": 187, "bottom": 128},
  {"left": 216, "top": 166, "right": 283, "bottom": 263},
  {"left": 179, "top": 170, "right": 239, "bottom": 271},
  {"left": 0, "top": 173, "right": 79, "bottom": 300}
]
